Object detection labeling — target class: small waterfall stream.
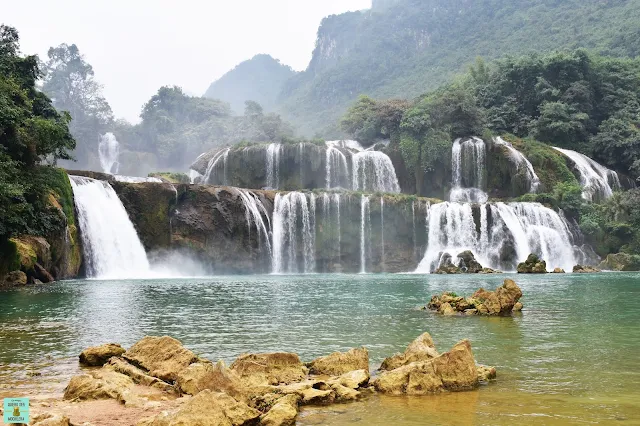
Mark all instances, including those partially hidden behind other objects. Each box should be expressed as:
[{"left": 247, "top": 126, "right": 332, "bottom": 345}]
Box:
[
  {"left": 98, "top": 132, "right": 120, "bottom": 174},
  {"left": 326, "top": 146, "right": 350, "bottom": 189},
  {"left": 203, "top": 148, "right": 230, "bottom": 185},
  {"left": 553, "top": 147, "right": 621, "bottom": 201},
  {"left": 360, "top": 195, "right": 371, "bottom": 273},
  {"left": 450, "top": 137, "right": 488, "bottom": 203},
  {"left": 70, "top": 176, "right": 150, "bottom": 279},
  {"left": 266, "top": 143, "right": 282, "bottom": 189},
  {"left": 352, "top": 151, "right": 401, "bottom": 193},
  {"left": 494, "top": 137, "right": 541, "bottom": 193},
  {"left": 272, "top": 192, "right": 316, "bottom": 273}
]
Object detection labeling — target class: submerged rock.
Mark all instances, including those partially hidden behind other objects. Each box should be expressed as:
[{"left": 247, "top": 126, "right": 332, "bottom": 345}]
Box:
[
  {"left": 517, "top": 253, "right": 547, "bottom": 273},
  {"left": 79, "top": 343, "right": 126, "bottom": 366},
  {"left": 307, "top": 347, "right": 369, "bottom": 375},
  {"left": 427, "top": 279, "right": 523, "bottom": 316}
]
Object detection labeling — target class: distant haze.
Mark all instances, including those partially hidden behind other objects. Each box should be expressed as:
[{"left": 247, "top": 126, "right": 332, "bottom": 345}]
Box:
[{"left": 4, "top": 0, "right": 370, "bottom": 122}]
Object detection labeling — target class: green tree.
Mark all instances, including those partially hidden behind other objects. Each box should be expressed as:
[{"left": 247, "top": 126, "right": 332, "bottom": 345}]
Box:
[{"left": 41, "top": 43, "right": 113, "bottom": 166}]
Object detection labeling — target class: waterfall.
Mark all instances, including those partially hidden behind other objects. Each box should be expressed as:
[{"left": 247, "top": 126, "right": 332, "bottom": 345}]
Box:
[
  {"left": 70, "top": 176, "right": 150, "bottom": 279},
  {"left": 494, "top": 137, "right": 541, "bottom": 193},
  {"left": 359, "top": 195, "right": 371, "bottom": 273},
  {"left": 352, "top": 151, "right": 401, "bottom": 193},
  {"left": 189, "top": 169, "right": 202, "bottom": 184},
  {"left": 553, "top": 147, "right": 621, "bottom": 202},
  {"left": 380, "top": 197, "right": 385, "bottom": 272},
  {"left": 272, "top": 192, "right": 316, "bottom": 274},
  {"left": 203, "top": 148, "right": 230, "bottom": 185},
  {"left": 320, "top": 193, "right": 342, "bottom": 267},
  {"left": 235, "top": 188, "right": 272, "bottom": 261},
  {"left": 415, "top": 201, "right": 589, "bottom": 273},
  {"left": 450, "top": 137, "right": 488, "bottom": 203},
  {"left": 98, "top": 132, "right": 120, "bottom": 174},
  {"left": 326, "top": 146, "right": 350, "bottom": 189},
  {"left": 326, "top": 140, "right": 366, "bottom": 152},
  {"left": 113, "top": 176, "right": 162, "bottom": 183},
  {"left": 266, "top": 143, "right": 282, "bottom": 189}
]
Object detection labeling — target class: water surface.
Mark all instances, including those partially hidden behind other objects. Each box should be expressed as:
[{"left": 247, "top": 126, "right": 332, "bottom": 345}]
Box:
[{"left": 1, "top": 273, "right": 639, "bottom": 424}]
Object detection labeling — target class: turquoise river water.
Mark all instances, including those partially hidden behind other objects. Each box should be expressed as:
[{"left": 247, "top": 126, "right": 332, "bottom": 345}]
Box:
[{"left": 1, "top": 273, "right": 639, "bottom": 425}]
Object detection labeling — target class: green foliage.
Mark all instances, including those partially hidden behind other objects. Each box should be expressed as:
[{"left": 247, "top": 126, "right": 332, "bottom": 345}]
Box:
[
  {"left": 0, "top": 26, "right": 75, "bottom": 240},
  {"left": 41, "top": 43, "right": 112, "bottom": 167},
  {"left": 341, "top": 96, "right": 412, "bottom": 144},
  {"left": 278, "top": 0, "right": 640, "bottom": 136}
]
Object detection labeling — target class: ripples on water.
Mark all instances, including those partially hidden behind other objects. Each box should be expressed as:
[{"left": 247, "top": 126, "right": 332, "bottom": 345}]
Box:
[{"left": 1, "top": 273, "right": 639, "bottom": 424}]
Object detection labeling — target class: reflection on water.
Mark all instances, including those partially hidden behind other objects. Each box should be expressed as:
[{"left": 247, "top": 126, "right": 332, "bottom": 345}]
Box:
[{"left": 1, "top": 273, "right": 640, "bottom": 423}]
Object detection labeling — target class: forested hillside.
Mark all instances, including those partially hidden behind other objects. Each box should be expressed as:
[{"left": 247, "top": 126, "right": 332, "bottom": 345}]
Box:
[
  {"left": 203, "top": 54, "right": 296, "bottom": 114},
  {"left": 275, "top": 0, "right": 640, "bottom": 136}
]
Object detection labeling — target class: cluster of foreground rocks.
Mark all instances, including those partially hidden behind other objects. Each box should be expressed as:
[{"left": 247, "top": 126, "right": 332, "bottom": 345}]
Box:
[
  {"left": 427, "top": 279, "right": 523, "bottom": 316},
  {"left": 30, "top": 334, "right": 496, "bottom": 425}
]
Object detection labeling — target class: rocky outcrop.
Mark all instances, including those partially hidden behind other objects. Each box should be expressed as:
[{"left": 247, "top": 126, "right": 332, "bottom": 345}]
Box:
[
  {"left": 573, "top": 264, "right": 601, "bottom": 273},
  {"left": 2, "top": 270, "right": 27, "bottom": 286},
  {"left": 598, "top": 253, "right": 640, "bottom": 271},
  {"left": 54, "top": 333, "right": 493, "bottom": 425},
  {"left": 138, "top": 389, "right": 261, "bottom": 426},
  {"left": 552, "top": 268, "right": 566, "bottom": 273},
  {"left": 122, "top": 336, "right": 199, "bottom": 383},
  {"left": 230, "top": 353, "right": 307, "bottom": 386},
  {"left": 517, "top": 253, "right": 548, "bottom": 273},
  {"left": 307, "top": 347, "right": 369, "bottom": 375},
  {"left": 373, "top": 339, "right": 493, "bottom": 395},
  {"left": 427, "top": 279, "right": 523, "bottom": 316},
  {"left": 380, "top": 333, "right": 439, "bottom": 371},
  {"left": 79, "top": 343, "right": 126, "bottom": 366},
  {"left": 435, "top": 251, "right": 501, "bottom": 274}
]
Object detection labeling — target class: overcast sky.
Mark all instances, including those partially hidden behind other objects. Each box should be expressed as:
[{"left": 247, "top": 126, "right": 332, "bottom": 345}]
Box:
[{"left": 5, "top": 0, "right": 371, "bottom": 122}]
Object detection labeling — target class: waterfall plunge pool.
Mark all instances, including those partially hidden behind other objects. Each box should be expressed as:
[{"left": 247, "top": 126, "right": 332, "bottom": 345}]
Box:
[{"left": 1, "top": 273, "right": 639, "bottom": 424}]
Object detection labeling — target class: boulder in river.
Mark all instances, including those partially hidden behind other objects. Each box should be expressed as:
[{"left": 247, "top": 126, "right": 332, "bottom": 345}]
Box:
[
  {"left": 380, "top": 332, "right": 439, "bottom": 371},
  {"left": 435, "top": 251, "right": 500, "bottom": 274},
  {"left": 517, "top": 253, "right": 547, "bottom": 273},
  {"left": 573, "top": 264, "right": 601, "bottom": 273},
  {"left": 2, "top": 270, "right": 27, "bottom": 286},
  {"left": 230, "top": 352, "right": 307, "bottom": 387},
  {"left": 122, "top": 336, "right": 199, "bottom": 383},
  {"left": 373, "top": 339, "right": 492, "bottom": 395},
  {"left": 79, "top": 343, "right": 126, "bottom": 366},
  {"left": 307, "top": 347, "right": 369, "bottom": 376},
  {"left": 427, "top": 279, "right": 523, "bottom": 316}
]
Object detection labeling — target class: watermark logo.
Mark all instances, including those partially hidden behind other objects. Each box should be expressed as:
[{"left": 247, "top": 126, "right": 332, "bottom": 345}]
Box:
[{"left": 3, "top": 398, "right": 29, "bottom": 424}]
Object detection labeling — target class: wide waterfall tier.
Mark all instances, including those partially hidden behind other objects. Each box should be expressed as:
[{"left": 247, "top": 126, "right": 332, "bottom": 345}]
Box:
[
  {"left": 450, "top": 137, "right": 488, "bottom": 203},
  {"left": 415, "top": 201, "right": 596, "bottom": 273},
  {"left": 70, "top": 176, "right": 151, "bottom": 279},
  {"left": 553, "top": 147, "right": 621, "bottom": 202},
  {"left": 190, "top": 141, "right": 400, "bottom": 193},
  {"left": 98, "top": 132, "right": 120, "bottom": 174}
]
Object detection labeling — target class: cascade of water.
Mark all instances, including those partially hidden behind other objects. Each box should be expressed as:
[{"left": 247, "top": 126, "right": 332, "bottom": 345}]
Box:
[
  {"left": 380, "top": 197, "right": 385, "bottom": 272},
  {"left": 326, "top": 146, "right": 350, "bottom": 189},
  {"left": 450, "top": 137, "right": 488, "bottom": 203},
  {"left": 326, "top": 140, "right": 366, "bottom": 152},
  {"left": 272, "top": 192, "right": 316, "bottom": 274},
  {"left": 266, "top": 143, "right": 282, "bottom": 189},
  {"left": 359, "top": 195, "right": 371, "bottom": 273},
  {"left": 494, "top": 137, "right": 541, "bottom": 193},
  {"left": 334, "top": 193, "right": 342, "bottom": 264},
  {"left": 98, "top": 132, "right": 120, "bottom": 174},
  {"left": 235, "top": 189, "right": 272, "bottom": 262},
  {"left": 70, "top": 176, "right": 150, "bottom": 279},
  {"left": 320, "top": 193, "right": 343, "bottom": 267},
  {"left": 352, "top": 151, "right": 401, "bottom": 193},
  {"left": 415, "top": 201, "right": 588, "bottom": 273},
  {"left": 113, "top": 176, "right": 163, "bottom": 183},
  {"left": 203, "top": 148, "right": 230, "bottom": 185},
  {"left": 188, "top": 169, "right": 202, "bottom": 184},
  {"left": 553, "top": 147, "right": 621, "bottom": 202}
]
